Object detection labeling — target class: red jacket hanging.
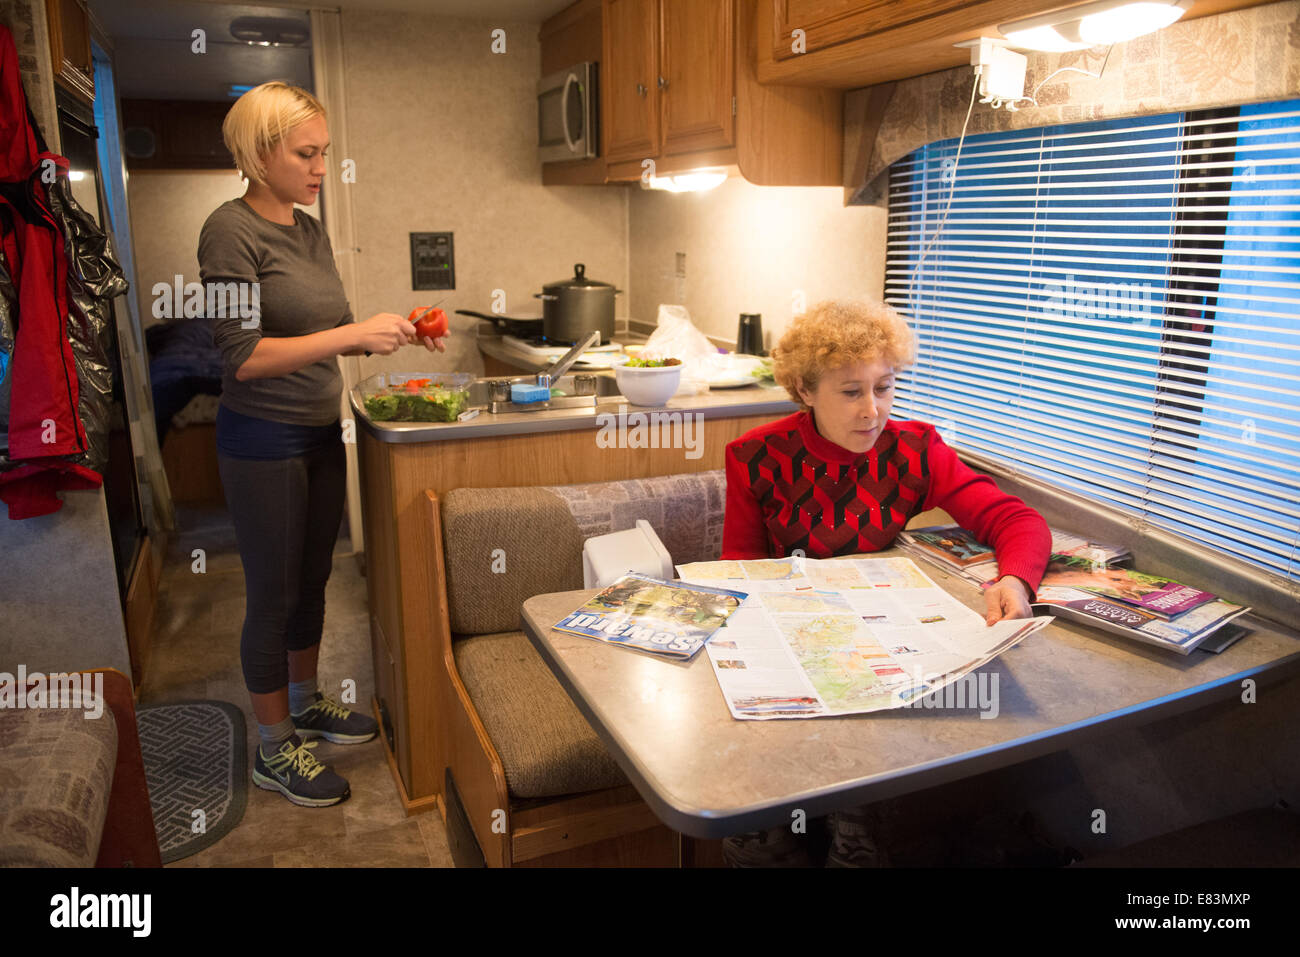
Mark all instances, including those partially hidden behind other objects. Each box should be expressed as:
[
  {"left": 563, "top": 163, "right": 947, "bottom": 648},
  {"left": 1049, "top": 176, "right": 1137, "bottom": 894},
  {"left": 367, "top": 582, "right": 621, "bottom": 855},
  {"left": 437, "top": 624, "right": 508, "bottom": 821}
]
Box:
[{"left": 0, "top": 23, "right": 100, "bottom": 519}]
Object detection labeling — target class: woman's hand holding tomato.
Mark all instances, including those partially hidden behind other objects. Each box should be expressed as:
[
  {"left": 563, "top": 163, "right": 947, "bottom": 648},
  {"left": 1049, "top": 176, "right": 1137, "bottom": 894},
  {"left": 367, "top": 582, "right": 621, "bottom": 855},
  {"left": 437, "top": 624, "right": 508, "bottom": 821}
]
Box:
[{"left": 408, "top": 307, "right": 450, "bottom": 353}]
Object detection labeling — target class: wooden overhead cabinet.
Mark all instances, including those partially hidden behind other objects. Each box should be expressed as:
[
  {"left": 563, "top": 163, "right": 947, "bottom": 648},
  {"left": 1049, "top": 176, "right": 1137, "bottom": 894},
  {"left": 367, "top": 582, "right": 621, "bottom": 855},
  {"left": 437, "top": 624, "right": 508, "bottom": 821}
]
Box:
[
  {"left": 543, "top": 0, "right": 841, "bottom": 186},
  {"left": 604, "top": 0, "right": 735, "bottom": 164},
  {"left": 756, "top": 0, "right": 1277, "bottom": 89},
  {"left": 46, "top": 0, "right": 95, "bottom": 105},
  {"left": 602, "top": 0, "right": 662, "bottom": 163},
  {"left": 605, "top": 0, "right": 840, "bottom": 184}
]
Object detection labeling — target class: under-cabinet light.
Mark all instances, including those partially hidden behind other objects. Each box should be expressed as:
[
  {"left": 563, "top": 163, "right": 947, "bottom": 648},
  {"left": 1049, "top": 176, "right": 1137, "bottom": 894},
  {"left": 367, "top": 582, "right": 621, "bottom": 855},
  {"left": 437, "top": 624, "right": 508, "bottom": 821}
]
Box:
[
  {"left": 1000, "top": 0, "right": 1191, "bottom": 52},
  {"left": 645, "top": 169, "right": 729, "bottom": 193}
]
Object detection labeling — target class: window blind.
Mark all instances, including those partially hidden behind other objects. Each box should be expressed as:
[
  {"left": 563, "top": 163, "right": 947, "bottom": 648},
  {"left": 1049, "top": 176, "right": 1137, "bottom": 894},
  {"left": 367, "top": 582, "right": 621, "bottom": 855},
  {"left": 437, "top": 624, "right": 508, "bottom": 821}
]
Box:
[{"left": 886, "top": 101, "right": 1300, "bottom": 583}]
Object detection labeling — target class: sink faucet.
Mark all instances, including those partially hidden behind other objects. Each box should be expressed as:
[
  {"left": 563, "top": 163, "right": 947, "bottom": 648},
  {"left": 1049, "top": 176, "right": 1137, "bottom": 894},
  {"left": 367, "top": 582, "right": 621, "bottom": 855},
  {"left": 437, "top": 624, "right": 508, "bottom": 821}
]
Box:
[{"left": 537, "top": 330, "right": 601, "bottom": 389}]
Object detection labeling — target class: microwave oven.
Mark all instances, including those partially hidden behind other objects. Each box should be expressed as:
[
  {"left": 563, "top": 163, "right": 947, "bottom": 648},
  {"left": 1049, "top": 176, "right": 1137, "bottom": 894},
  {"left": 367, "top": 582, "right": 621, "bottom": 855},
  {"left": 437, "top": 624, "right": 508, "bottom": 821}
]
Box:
[{"left": 538, "top": 62, "right": 598, "bottom": 163}]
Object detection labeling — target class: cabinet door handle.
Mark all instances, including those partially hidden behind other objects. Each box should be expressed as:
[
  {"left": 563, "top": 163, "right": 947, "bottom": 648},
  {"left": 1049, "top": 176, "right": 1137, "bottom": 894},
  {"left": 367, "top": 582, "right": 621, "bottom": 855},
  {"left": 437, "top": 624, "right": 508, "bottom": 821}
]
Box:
[
  {"left": 658, "top": 76, "right": 668, "bottom": 91},
  {"left": 636, "top": 83, "right": 647, "bottom": 97}
]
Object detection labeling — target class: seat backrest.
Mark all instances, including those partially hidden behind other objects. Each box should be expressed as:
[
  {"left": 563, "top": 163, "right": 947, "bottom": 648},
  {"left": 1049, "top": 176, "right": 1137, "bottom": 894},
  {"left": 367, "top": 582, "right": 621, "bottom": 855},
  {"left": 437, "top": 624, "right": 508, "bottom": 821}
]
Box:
[
  {"left": 540, "top": 470, "right": 727, "bottom": 569},
  {"left": 441, "top": 487, "right": 584, "bottom": 637},
  {"left": 441, "top": 469, "right": 727, "bottom": 637}
]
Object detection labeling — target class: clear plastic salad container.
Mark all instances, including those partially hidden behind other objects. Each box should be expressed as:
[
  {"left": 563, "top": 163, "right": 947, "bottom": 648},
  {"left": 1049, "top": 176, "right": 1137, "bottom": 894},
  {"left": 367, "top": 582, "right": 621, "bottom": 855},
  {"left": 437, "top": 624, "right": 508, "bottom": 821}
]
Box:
[{"left": 358, "top": 372, "right": 474, "bottom": 423}]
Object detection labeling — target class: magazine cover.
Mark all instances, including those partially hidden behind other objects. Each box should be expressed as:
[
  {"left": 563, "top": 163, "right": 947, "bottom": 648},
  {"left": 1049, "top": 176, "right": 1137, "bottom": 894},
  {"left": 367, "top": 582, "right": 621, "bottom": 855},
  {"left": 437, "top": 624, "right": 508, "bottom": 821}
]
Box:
[
  {"left": 1048, "top": 530, "right": 1131, "bottom": 565},
  {"left": 553, "top": 573, "right": 749, "bottom": 660},
  {"left": 899, "top": 527, "right": 994, "bottom": 567},
  {"left": 1039, "top": 555, "right": 1216, "bottom": 618},
  {"left": 901, "top": 524, "right": 1130, "bottom": 586},
  {"left": 1034, "top": 587, "right": 1247, "bottom": 654}
]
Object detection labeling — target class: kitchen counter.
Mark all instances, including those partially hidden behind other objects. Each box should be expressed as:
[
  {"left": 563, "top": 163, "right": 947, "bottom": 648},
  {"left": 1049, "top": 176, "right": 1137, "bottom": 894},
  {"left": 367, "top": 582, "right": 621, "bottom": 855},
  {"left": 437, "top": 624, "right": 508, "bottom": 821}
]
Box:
[
  {"left": 354, "top": 330, "right": 793, "bottom": 444},
  {"left": 351, "top": 379, "right": 796, "bottom": 443}
]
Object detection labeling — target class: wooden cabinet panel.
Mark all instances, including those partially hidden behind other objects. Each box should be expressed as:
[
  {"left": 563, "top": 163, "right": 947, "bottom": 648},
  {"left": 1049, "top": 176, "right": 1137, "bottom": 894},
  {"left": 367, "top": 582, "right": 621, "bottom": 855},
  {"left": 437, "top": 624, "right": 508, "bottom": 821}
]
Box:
[
  {"left": 772, "top": 0, "right": 968, "bottom": 60},
  {"left": 159, "top": 101, "right": 231, "bottom": 165},
  {"left": 769, "top": 0, "right": 1003, "bottom": 60},
  {"left": 602, "top": 0, "right": 659, "bottom": 164},
  {"left": 759, "top": 0, "right": 1275, "bottom": 88},
  {"left": 46, "top": 0, "right": 94, "bottom": 104},
  {"left": 660, "top": 0, "right": 734, "bottom": 157},
  {"left": 550, "top": 0, "right": 841, "bottom": 186},
  {"left": 121, "top": 100, "right": 234, "bottom": 170}
]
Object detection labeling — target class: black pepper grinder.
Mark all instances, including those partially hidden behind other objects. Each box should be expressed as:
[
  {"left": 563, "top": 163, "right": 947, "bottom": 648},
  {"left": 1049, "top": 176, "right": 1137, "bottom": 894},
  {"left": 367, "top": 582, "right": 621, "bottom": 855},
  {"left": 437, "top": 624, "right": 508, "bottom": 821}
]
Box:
[{"left": 736, "top": 313, "right": 765, "bottom": 356}]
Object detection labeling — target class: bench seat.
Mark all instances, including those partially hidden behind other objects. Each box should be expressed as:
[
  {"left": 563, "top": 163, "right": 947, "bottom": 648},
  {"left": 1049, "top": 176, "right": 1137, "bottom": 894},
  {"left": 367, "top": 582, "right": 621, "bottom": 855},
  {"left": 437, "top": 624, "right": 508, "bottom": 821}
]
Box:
[{"left": 454, "top": 631, "right": 627, "bottom": 799}]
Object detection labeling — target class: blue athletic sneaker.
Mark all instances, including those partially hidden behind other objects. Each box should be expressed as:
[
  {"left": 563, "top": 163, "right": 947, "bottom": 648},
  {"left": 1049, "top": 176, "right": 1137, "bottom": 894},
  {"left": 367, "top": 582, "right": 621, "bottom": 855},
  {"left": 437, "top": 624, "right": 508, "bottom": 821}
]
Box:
[
  {"left": 252, "top": 735, "right": 350, "bottom": 808},
  {"left": 291, "top": 692, "right": 379, "bottom": 745}
]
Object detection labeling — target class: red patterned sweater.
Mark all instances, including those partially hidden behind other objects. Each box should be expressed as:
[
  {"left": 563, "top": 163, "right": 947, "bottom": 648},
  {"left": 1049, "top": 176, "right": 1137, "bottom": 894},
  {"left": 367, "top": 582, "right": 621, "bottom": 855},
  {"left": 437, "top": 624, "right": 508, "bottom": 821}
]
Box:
[{"left": 722, "top": 412, "right": 1051, "bottom": 596}]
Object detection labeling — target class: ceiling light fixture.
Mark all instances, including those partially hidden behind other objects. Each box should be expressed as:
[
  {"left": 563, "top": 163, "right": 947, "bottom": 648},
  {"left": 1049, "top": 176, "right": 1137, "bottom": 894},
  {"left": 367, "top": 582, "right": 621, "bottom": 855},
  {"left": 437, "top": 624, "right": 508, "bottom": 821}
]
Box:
[
  {"left": 229, "top": 16, "right": 309, "bottom": 48},
  {"left": 999, "top": 0, "right": 1191, "bottom": 52}
]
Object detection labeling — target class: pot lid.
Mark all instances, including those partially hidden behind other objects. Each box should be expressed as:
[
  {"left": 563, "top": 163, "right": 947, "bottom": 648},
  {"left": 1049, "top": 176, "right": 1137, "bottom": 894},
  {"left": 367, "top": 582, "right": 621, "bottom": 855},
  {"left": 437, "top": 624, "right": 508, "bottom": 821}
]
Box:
[{"left": 544, "top": 263, "right": 614, "bottom": 290}]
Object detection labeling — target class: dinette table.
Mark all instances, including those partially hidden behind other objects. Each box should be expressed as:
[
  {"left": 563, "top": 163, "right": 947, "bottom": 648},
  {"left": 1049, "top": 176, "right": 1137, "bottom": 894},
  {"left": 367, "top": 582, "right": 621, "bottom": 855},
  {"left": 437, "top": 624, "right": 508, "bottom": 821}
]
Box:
[{"left": 519, "top": 550, "right": 1300, "bottom": 839}]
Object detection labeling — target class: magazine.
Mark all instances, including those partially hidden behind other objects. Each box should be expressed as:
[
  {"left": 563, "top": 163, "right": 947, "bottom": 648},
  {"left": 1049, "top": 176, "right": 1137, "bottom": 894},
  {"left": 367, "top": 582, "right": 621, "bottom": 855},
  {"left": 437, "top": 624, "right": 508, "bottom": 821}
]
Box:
[
  {"left": 553, "top": 573, "right": 748, "bottom": 660},
  {"left": 897, "top": 523, "right": 1248, "bottom": 654},
  {"left": 1037, "top": 555, "right": 1216, "bottom": 619},
  {"left": 899, "top": 526, "right": 992, "bottom": 567},
  {"left": 1032, "top": 587, "right": 1248, "bottom": 655},
  {"left": 676, "top": 556, "right": 1053, "bottom": 720},
  {"left": 899, "top": 523, "right": 1130, "bottom": 585}
]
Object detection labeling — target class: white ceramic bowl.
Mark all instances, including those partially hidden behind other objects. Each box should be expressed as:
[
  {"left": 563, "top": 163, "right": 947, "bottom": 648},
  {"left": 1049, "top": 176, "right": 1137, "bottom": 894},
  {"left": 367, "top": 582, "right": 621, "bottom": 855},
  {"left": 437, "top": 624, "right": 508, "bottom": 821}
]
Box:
[{"left": 614, "top": 363, "right": 682, "bottom": 406}]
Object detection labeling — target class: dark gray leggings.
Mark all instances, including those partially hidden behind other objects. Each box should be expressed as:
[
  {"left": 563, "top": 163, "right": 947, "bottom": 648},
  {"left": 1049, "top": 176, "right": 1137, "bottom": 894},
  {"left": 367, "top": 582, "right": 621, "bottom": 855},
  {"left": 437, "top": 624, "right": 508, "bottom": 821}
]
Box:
[{"left": 217, "top": 438, "right": 346, "bottom": 694}]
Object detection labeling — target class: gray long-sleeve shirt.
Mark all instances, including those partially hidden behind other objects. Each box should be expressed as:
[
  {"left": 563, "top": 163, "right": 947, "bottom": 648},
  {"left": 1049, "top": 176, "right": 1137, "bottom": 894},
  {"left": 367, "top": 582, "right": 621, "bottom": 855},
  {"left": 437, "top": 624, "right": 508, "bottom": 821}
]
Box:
[{"left": 198, "top": 198, "right": 353, "bottom": 426}]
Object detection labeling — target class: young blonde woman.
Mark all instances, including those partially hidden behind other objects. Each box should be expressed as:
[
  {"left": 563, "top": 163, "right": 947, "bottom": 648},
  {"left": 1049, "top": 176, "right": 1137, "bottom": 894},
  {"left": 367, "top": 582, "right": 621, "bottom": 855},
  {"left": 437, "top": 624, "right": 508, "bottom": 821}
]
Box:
[{"left": 198, "top": 82, "right": 446, "bottom": 807}]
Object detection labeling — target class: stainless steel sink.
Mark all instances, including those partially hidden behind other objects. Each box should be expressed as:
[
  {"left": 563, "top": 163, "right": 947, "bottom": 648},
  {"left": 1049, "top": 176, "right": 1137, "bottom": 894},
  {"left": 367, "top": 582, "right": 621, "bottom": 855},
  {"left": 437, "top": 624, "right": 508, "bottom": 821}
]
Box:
[{"left": 468, "top": 373, "right": 622, "bottom": 408}]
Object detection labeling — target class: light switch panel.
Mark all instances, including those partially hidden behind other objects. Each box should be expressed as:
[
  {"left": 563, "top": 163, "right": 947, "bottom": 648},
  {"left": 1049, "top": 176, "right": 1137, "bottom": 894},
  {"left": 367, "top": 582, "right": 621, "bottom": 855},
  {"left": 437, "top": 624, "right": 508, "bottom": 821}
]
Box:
[{"left": 410, "top": 232, "right": 455, "bottom": 290}]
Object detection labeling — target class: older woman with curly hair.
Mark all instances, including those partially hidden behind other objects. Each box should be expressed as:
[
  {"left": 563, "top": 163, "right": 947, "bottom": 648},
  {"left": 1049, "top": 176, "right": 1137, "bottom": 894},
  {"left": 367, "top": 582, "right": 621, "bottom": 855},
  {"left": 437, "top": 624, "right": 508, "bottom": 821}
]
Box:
[
  {"left": 723, "top": 299, "right": 1049, "bottom": 625},
  {"left": 720, "top": 299, "right": 1051, "bottom": 867}
]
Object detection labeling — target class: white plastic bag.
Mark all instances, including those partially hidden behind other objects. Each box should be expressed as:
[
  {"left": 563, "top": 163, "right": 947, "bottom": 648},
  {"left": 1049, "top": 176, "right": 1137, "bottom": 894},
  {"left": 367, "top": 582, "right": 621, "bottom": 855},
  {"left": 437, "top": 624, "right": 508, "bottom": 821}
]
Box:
[{"left": 641, "top": 304, "right": 717, "bottom": 395}]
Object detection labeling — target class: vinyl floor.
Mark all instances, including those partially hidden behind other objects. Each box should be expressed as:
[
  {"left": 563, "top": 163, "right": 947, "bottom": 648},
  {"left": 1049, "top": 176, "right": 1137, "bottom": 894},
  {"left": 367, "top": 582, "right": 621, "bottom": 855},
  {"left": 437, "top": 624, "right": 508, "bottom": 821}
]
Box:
[{"left": 140, "top": 504, "right": 453, "bottom": 868}]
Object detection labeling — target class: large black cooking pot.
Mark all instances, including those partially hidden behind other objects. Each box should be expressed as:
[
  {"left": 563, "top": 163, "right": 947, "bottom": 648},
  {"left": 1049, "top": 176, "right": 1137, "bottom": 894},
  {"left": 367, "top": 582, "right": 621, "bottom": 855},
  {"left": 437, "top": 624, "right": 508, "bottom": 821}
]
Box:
[{"left": 535, "top": 264, "right": 620, "bottom": 344}]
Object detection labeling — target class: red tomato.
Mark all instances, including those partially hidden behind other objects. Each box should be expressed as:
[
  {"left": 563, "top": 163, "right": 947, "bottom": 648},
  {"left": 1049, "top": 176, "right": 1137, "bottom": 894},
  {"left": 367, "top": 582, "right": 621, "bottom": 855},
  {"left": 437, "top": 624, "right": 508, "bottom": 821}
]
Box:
[{"left": 412, "top": 307, "right": 449, "bottom": 341}]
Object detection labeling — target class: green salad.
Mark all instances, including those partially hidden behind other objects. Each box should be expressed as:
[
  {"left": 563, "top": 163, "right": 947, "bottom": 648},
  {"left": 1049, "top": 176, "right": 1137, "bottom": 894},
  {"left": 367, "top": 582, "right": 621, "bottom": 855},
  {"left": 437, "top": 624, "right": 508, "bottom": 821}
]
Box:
[
  {"left": 624, "top": 357, "right": 682, "bottom": 368},
  {"left": 364, "top": 389, "right": 467, "bottom": 423}
]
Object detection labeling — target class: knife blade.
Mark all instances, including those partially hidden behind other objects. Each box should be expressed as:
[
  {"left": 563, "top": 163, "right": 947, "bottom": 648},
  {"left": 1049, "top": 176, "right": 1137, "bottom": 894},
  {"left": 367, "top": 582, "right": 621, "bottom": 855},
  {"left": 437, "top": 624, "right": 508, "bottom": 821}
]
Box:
[{"left": 412, "top": 298, "right": 448, "bottom": 327}]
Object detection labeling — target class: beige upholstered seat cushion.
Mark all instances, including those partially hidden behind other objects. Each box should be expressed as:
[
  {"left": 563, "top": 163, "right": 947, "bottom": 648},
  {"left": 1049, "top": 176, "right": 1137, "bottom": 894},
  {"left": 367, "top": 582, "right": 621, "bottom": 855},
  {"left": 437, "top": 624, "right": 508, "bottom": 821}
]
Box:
[
  {"left": 442, "top": 487, "right": 585, "bottom": 636},
  {"left": 0, "top": 705, "right": 117, "bottom": 867},
  {"left": 453, "top": 631, "right": 627, "bottom": 799}
]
